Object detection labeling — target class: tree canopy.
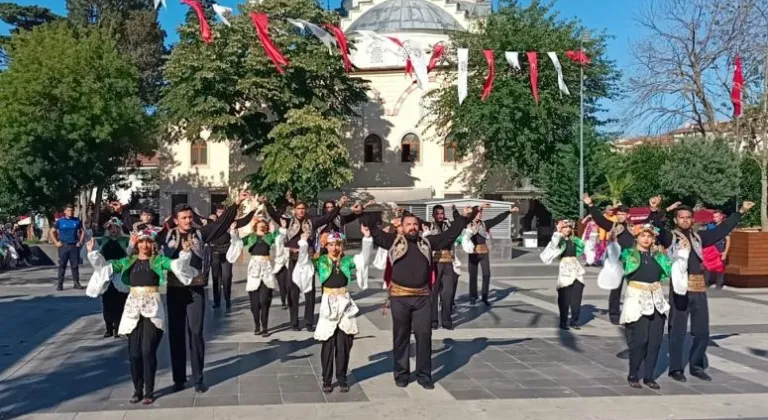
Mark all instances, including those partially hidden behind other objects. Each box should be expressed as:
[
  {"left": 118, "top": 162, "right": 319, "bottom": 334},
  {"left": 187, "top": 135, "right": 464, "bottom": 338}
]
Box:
[
  {"left": 159, "top": 0, "right": 369, "bottom": 202},
  {"left": 425, "top": 1, "right": 621, "bottom": 183},
  {"left": 0, "top": 22, "right": 151, "bottom": 215}
]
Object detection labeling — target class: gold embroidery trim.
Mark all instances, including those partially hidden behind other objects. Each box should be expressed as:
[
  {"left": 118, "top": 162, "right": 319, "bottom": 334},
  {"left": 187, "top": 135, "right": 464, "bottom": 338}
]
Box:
[
  {"left": 474, "top": 244, "right": 489, "bottom": 254},
  {"left": 323, "top": 287, "right": 348, "bottom": 296},
  {"left": 433, "top": 250, "right": 454, "bottom": 263},
  {"left": 627, "top": 281, "right": 662, "bottom": 292},
  {"left": 130, "top": 286, "right": 159, "bottom": 295},
  {"left": 688, "top": 274, "right": 707, "bottom": 292},
  {"left": 389, "top": 283, "right": 430, "bottom": 297}
]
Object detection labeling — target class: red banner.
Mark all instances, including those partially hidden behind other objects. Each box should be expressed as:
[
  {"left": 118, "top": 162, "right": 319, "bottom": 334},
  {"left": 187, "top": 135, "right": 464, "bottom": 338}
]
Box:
[
  {"left": 427, "top": 44, "right": 445, "bottom": 73},
  {"left": 387, "top": 37, "right": 413, "bottom": 78},
  {"left": 731, "top": 55, "right": 744, "bottom": 118},
  {"left": 324, "top": 24, "right": 352, "bottom": 73},
  {"left": 527, "top": 52, "right": 539, "bottom": 104},
  {"left": 481, "top": 50, "right": 495, "bottom": 101},
  {"left": 181, "top": 0, "right": 212, "bottom": 44},
  {"left": 249, "top": 12, "right": 289, "bottom": 74},
  {"left": 565, "top": 50, "right": 590, "bottom": 65}
]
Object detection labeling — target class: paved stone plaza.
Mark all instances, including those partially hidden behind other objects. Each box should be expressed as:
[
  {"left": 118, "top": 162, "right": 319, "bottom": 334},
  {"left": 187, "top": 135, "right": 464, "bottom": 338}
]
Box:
[{"left": 2, "top": 246, "right": 768, "bottom": 419}]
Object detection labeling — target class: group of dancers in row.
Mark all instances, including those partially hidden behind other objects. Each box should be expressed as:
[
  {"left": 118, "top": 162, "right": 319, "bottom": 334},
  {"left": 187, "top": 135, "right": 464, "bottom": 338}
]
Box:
[
  {"left": 541, "top": 194, "right": 755, "bottom": 389},
  {"left": 83, "top": 190, "right": 515, "bottom": 404}
]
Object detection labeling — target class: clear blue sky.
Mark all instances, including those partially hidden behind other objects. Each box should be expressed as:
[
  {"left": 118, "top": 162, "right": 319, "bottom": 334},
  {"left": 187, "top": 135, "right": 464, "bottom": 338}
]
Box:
[{"left": 1, "top": 0, "right": 644, "bottom": 135}]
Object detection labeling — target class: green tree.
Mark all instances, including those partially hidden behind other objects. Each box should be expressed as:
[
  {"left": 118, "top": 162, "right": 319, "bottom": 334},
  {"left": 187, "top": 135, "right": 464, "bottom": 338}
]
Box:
[
  {"left": 0, "top": 22, "right": 151, "bottom": 215},
  {"left": 539, "top": 127, "right": 614, "bottom": 220},
  {"left": 425, "top": 1, "right": 620, "bottom": 182},
  {"left": 592, "top": 172, "right": 634, "bottom": 206},
  {"left": 250, "top": 107, "right": 353, "bottom": 203},
  {"left": 0, "top": 2, "right": 59, "bottom": 64},
  {"left": 65, "top": 0, "right": 166, "bottom": 104},
  {"left": 618, "top": 143, "right": 672, "bottom": 207},
  {"left": 660, "top": 139, "right": 741, "bottom": 207},
  {"left": 159, "top": 0, "right": 368, "bottom": 200}
]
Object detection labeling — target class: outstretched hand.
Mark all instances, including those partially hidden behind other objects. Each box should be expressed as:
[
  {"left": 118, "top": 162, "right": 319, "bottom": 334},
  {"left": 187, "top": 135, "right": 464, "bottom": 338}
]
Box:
[
  {"left": 86, "top": 238, "right": 96, "bottom": 252},
  {"left": 360, "top": 224, "right": 371, "bottom": 237},
  {"left": 583, "top": 194, "right": 593, "bottom": 206},
  {"left": 666, "top": 201, "right": 682, "bottom": 212},
  {"left": 649, "top": 195, "right": 662, "bottom": 209},
  {"left": 740, "top": 201, "right": 755, "bottom": 214}
]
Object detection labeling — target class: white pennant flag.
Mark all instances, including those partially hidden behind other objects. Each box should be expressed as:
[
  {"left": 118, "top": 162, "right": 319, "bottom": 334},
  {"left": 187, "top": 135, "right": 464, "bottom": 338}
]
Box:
[
  {"left": 153, "top": 0, "right": 166, "bottom": 10},
  {"left": 287, "top": 18, "right": 337, "bottom": 54},
  {"left": 458, "top": 48, "right": 468, "bottom": 104},
  {"left": 547, "top": 52, "right": 570, "bottom": 96},
  {"left": 405, "top": 44, "right": 429, "bottom": 89},
  {"left": 355, "top": 30, "right": 403, "bottom": 56},
  {"left": 211, "top": 3, "right": 233, "bottom": 27},
  {"left": 505, "top": 51, "right": 521, "bottom": 71}
]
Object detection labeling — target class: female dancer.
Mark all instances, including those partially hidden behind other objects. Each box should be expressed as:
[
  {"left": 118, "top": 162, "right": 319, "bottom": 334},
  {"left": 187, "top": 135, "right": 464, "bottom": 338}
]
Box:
[
  {"left": 540, "top": 220, "right": 586, "bottom": 330},
  {"left": 227, "top": 214, "right": 286, "bottom": 336},
  {"left": 85, "top": 230, "right": 198, "bottom": 404},
  {"left": 598, "top": 224, "right": 670, "bottom": 389},
  {"left": 294, "top": 226, "right": 372, "bottom": 393}
]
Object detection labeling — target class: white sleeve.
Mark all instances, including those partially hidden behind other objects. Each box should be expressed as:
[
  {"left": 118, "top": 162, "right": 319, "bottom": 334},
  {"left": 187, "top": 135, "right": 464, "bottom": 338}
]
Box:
[
  {"left": 226, "top": 230, "right": 243, "bottom": 264},
  {"left": 272, "top": 228, "right": 289, "bottom": 273},
  {"left": 539, "top": 232, "right": 564, "bottom": 265},
  {"left": 372, "top": 247, "right": 388, "bottom": 270},
  {"left": 597, "top": 242, "right": 624, "bottom": 290},
  {"left": 354, "top": 237, "right": 373, "bottom": 291},
  {"left": 85, "top": 250, "right": 113, "bottom": 298},
  {"left": 460, "top": 228, "right": 474, "bottom": 254},
  {"left": 670, "top": 247, "right": 690, "bottom": 295},
  {"left": 292, "top": 239, "right": 314, "bottom": 294},
  {"left": 170, "top": 250, "right": 200, "bottom": 286}
]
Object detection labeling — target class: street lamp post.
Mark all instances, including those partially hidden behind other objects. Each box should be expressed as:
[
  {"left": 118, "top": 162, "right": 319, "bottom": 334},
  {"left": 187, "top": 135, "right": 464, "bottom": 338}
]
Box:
[{"left": 579, "top": 32, "right": 590, "bottom": 218}]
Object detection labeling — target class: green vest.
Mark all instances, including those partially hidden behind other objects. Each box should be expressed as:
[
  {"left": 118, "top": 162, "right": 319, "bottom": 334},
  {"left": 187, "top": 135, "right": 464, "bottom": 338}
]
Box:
[
  {"left": 242, "top": 231, "right": 278, "bottom": 249},
  {"left": 315, "top": 254, "right": 356, "bottom": 286},
  {"left": 620, "top": 248, "right": 672, "bottom": 282},
  {"left": 558, "top": 237, "right": 585, "bottom": 257},
  {"left": 108, "top": 255, "right": 175, "bottom": 286}
]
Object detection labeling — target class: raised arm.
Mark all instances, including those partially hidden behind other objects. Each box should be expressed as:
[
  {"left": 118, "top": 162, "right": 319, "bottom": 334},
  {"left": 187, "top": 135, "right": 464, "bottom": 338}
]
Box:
[
  {"left": 310, "top": 196, "right": 344, "bottom": 227},
  {"left": 234, "top": 210, "right": 256, "bottom": 229},
  {"left": 484, "top": 210, "right": 512, "bottom": 229},
  {"left": 428, "top": 207, "right": 477, "bottom": 250},
  {"left": 201, "top": 191, "right": 249, "bottom": 243},
  {"left": 699, "top": 207, "right": 748, "bottom": 247},
  {"left": 263, "top": 201, "right": 283, "bottom": 225},
  {"left": 360, "top": 213, "right": 395, "bottom": 249}
]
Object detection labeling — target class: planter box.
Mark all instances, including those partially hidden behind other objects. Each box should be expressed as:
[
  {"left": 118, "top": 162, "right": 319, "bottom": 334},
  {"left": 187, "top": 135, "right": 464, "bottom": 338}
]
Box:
[{"left": 724, "top": 230, "right": 768, "bottom": 288}]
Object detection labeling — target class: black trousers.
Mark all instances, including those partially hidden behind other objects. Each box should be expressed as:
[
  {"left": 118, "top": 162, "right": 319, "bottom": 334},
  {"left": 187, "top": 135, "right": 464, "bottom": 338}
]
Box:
[
  {"left": 275, "top": 266, "right": 288, "bottom": 306},
  {"left": 102, "top": 283, "right": 127, "bottom": 334},
  {"left": 56, "top": 244, "right": 80, "bottom": 286},
  {"left": 210, "top": 252, "right": 233, "bottom": 306},
  {"left": 608, "top": 282, "right": 624, "bottom": 322},
  {"left": 128, "top": 316, "right": 163, "bottom": 395},
  {"left": 321, "top": 328, "right": 354, "bottom": 386},
  {"left": 669, "top": 290, "right": 709, "bottom": 373},
  {"left": 430, "top": 262, "right": 456, "bottom": 327},
  {"left": 705, "top": 270, "right": 725, "bottom": 288},
  {"left": 468, "top": 253, "right": 491, "bottom": 300},
  {"left": 625, "top": 311, "right": 665, "bottom": 380},
  {"left": 287, "top": 258, "right": 315, "bottom": 328},
  {"left": 390, "top": 295, "right": 432, "bottom": 383},
  {"left": 167, "top": 286, "right": 206, "bottom": 385},
  {"left": 556, "top": 281, "right": 584, "bottom": 326},
  {"left": 249, "top": 285, "right": 273, "bottom": 331}
]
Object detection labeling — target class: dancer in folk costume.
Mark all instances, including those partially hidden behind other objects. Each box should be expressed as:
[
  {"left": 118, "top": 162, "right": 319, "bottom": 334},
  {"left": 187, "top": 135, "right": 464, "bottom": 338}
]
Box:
[
  {"left": 95, "top": 217, "right": 130, "bottom": 338},
  {"left": 293, "top": 227, "right": 373, "bottom": 393},
  {"left": 540, "top": 220, "right": 586, "bottom": 330},
  {"left": 598, "top": 224, "right": 671, "bottom": 389},
  {"left": 226, "top": 213, "right": 287, "bottom": 336},
  {"left": 581, "top": 216, "right": 599, "bottom": 266},
  {"left": 421, "top": 205, "right": 464, "bottom": 329},
  {"left": 460, "top": 204, "right": 517, "bottom": 306},
  {"left": 85, "top": 230, "right": 198, "bottom": 404}
]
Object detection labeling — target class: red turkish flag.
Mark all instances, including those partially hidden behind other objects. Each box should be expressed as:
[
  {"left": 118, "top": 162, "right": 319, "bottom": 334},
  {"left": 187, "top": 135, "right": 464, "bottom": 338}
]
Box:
[
  {"left": 481, "top": 50, "right": 495, "bottom": 101},
  {"left": 527, "top": 52, "right": 539, "bottom": 104},
  {"left": 249, "top": 12, "right": 289, "bottom": 74},
  {"left": 731, "top": 55, "right": 744, "bottom": 118},
  {"left": 324, "top": 24, "right": 352, "bottom": 73},
  {"left": 427, "top": 44, "right": 445, "bottom": 73},
  {"left": 181, "top": 0, "right": 212, "bottom": 44},
  {"left": 565, "top": 50, "right": 590, "bottom": 65},
  {"left": 387, "top": 37, "right": 413, "bottom": 78}
]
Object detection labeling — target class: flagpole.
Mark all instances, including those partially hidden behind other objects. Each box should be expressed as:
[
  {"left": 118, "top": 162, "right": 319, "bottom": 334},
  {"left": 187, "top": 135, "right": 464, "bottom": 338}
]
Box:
[{"left": 579, "top": 33, "right": 589, "bottom": 218}]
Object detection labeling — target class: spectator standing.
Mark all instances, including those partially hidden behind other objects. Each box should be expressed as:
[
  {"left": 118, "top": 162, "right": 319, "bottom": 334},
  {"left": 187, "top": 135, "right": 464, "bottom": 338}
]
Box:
[{"left": 51, "top": 204, "right": 85, "bottom": 291}]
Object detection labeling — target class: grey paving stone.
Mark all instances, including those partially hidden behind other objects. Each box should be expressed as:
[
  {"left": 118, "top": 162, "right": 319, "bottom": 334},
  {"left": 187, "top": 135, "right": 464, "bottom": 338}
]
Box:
[
  {"left": 502, "top": 370, "right": 546, "bottom": 381},
  {"left": 194, "top": 395, "right": 239, "bottom": 407},
  {"left": 439, "top": 379, "right": 478, "bottom": 391},
  {"left": 725, "top": 381, "right": 768, "bottom": 393},
  {"left": 149, "top": 396, "right": 195, "bottom": 409},
  {"left": 464, "top": 369, "right": 507, "bottom": 380},
  {"left": 613, "top": 385, "right": 661, "bottom": 396},
  {"left": 569, "top": 386, "right": 622, "bottom": 397},
  {"left": 238, "top": 393, "right": 283, "bottom": 406},
  {"left": 688, "top": 384, "right": 744, "bottom": 395},
  {"left": 449, "top": 389, "right": 497, "bottom": 400},
  {"left": 239, "top": 376, "right": 280, "bottom": 394},
  {"left": 280, "top": 392, "right": 326, "bottom": 404},
  {"left": 323, "top": 387, "right": 369, "bottom": 403},
  {"left": 55, "top": 400, "right": 108, "bottom": 413},
  {"left": 656, "top": 383, "right": 703, "bottom": 395},
  {"left": 531, "top": 387, "right": 576, "bottom": 398},
  {"left": 485, "top": 388, "right": 538, "bottom": 399},
  {"left": 516, "top": 378, "right": 561, "bottom": 389},
  {"left": 474, "top": 379, "right": 523, "bottom": 391}
]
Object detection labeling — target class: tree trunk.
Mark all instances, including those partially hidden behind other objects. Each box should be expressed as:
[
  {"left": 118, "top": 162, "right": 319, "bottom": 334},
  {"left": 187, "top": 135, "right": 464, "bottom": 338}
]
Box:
[
  {"left": 762, "top": 157, "right": 768, "bottom": 231},
  {"left": 93, "top": 185, "right": 104, "bottom": 230}
]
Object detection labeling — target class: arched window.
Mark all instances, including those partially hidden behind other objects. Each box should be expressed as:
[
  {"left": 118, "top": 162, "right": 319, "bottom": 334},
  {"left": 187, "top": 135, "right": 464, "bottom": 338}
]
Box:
[
  {"left": 400, "top": 133, "right": 420, "bottom": 163},
  {"left": 444, "top": 142, "right": 461, "bottom": 163},
  {"left": 191, "top": 140, "right": 207, "bottom": 166},
  {"left": 364, "top": 134, "right": 383, "bottom": 163}
]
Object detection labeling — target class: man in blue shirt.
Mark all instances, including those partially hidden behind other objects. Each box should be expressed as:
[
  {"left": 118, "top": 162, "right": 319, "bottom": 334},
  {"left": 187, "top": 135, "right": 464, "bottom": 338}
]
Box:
[{"left": 52, "top": 204, "right": 85, "bottom": 291}]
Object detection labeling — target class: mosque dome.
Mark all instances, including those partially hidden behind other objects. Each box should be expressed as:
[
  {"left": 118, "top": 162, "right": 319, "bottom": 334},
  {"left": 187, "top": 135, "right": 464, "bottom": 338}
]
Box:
[{"left": 346, "top": 0, "right": 465, "bottom": 34}]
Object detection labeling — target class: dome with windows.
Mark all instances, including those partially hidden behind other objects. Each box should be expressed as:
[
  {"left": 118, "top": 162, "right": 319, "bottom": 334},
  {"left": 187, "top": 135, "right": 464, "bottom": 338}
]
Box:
[{"left": 346, "top": 0, "right": 465, "bottom": 33}]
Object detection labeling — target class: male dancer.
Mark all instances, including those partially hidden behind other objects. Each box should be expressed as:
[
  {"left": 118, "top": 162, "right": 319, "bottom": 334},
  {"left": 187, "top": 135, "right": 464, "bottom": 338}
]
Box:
[
  {"left": 423, "top": 205, "right": 463, "bottom": 330},
  {"left": 584, "top": 195, "right": 676, "bottom": 324},
  {"left": 463, "top": 204, "right": 517, "bottom": 306},
  {"left": 208, "top": 204, "right": 256, "bottom": 310},
  {"left": 362, "top": 208, "right": 476, "bottom": 389},
  {"left": 133, "top": 207, "right": 159, "bottom": 233},
  {"left": 160, "top": 190, "right": 248, "bottom": 393},
  {"left": 653, "top": 201, "right": 753, "bottom": 382},
  {"left": 97, "top": 217, "right": 129, "bottom": 337},
  {"left": 265, "top": 195, "right": 346, "bottom": 331}
]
